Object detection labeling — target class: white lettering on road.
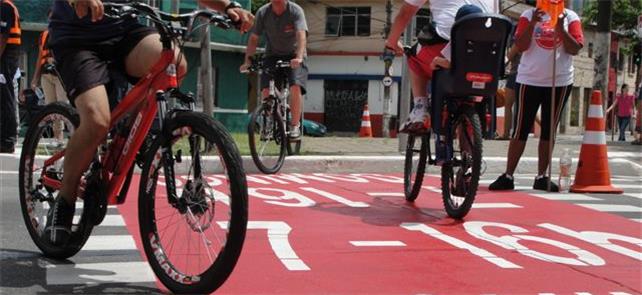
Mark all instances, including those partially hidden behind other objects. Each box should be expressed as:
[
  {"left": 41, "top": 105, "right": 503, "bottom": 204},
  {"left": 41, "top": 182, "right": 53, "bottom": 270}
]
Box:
[
  {"left": 539, "top": 223, "right": 642, "bottom": 261},
  {"left": 249, "top": 188, "right": 316, "bottom": 207},
  {"left": 401, "top": 223, "right": 521, "bottom": 269},
  {"left": 465, "top": 222, "right": 605, "bottom": 266},
  {"left": 301, "top": 187, "right": 369, "bottom": 208}
]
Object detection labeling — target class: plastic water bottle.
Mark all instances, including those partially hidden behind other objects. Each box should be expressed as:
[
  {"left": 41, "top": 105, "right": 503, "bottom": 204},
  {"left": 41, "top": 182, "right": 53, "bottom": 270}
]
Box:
[{"left": 558, "top": 148, "right": 572, "bottom": 192}]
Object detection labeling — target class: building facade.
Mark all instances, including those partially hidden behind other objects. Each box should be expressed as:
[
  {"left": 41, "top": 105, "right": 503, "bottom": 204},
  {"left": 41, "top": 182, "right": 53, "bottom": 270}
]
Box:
[{"left": 14, "top": 0, "right": 252, "bottom": 132}]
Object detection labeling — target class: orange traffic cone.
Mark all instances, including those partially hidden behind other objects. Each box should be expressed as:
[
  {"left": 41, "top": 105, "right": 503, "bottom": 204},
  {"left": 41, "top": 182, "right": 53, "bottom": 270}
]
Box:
[
  {"left": 570, "top": 90, "right": 623, "bottom": 194},
  {"left": 360, "top": 104, "right": 373, "bottom": 137}
]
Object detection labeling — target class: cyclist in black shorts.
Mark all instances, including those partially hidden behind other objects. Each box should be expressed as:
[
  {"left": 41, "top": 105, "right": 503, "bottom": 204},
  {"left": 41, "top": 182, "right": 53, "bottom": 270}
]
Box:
[{"left": 44, "top": 0, "right": 254, "bottom": 247}]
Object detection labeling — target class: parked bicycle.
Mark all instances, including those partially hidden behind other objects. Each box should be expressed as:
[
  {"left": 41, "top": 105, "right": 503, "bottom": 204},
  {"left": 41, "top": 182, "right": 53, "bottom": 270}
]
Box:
[
  {"left": 401, "top": 13, "right": 511, "bottom": 219},
  {"left": 18, "top": 3, "right": 248, "bottom": 293},
  {"left": 243, "top": 55, "right": 301, "bottom": 174}
]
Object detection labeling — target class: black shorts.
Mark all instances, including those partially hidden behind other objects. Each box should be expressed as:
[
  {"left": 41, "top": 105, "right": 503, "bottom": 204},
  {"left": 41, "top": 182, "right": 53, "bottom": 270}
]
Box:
[
  {"left": 260, "top": 55, "right": 308, "bottom": 95},
  {"left": 512, "top": 84, "right": 572, "bottom": 141},
  {"left": 52, "top": 24, "right": 157, "bottom": 105}
]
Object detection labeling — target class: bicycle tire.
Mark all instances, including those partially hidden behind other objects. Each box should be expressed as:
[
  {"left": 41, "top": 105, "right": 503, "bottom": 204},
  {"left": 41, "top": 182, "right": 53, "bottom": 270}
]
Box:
[
  {"left": 441, "top": 105, "right": 482, "bottom": 219},
  {"left": 138, "top": 111, "right": 248, "bottom": 294},
  {"left": 18, "top": 102, "right": 95, "bottom": 259},
  {"left": 248, "top": 103, "right": 287, "bottom": 174},
  {"left": 404, "top": 134, "right": 429, "bottom": 201}
]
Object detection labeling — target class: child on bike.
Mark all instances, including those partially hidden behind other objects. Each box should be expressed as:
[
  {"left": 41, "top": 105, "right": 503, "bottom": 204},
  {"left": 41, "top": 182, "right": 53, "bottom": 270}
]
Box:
[{"left": 385, "top": 0, "right": 498, "bottom": 134}]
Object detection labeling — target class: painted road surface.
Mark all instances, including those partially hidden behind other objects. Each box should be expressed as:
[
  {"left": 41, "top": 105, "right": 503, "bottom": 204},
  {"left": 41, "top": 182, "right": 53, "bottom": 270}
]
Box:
[{"left": 114, "top": 173, "right": 642, "bottom": 294}]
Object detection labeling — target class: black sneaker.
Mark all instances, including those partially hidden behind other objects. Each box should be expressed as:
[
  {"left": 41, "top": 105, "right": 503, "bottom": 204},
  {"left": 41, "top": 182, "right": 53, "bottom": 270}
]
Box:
[
  {"left": 44, "top": 196, "right": 75, "bottom": 246},
  {"left": 489, "top": 173, "right": 514, "bottom": 191},
  {"left": 533, "top": 176, "right": 559, "bottom": 192}
]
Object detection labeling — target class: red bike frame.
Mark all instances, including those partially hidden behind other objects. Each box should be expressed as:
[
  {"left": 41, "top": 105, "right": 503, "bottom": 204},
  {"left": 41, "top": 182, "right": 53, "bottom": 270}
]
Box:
[{"left": 40, "top": 49, "right": 179, "bottom": 205}]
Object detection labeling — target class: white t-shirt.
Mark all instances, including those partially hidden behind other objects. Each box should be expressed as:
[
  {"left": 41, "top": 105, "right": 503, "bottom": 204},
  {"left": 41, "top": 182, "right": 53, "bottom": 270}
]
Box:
[
  {"left": 515, "top": 8, "right": 584, "bottom": 87},
  {"left": 404, "top": 0, "right": 498, "bottom": 40}
]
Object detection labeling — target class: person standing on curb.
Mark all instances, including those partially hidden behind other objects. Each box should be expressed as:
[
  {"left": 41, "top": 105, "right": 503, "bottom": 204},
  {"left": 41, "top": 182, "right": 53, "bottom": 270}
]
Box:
[
  {"left": 31, "top": 10, "right": 69, "bottom": 144},
  {"left": 632, "top": 83, "right": 642, "bottom": 145},
  {"left": 0, "top": 0, "right": 21, "bottom": 153},
  {"left": 498, "top": 44, "right": 521, "bottom": 140},
  {"left": 606, "top": 84, "right": 636, "bottom": 142},
  {"left": 489, "top": 6, "right": 584, "bottom": 192}
]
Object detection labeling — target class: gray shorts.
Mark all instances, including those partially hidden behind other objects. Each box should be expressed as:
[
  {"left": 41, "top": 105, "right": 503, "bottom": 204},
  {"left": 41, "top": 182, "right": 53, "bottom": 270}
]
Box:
[{"left": 260, "top": 55, "right": 308, "bottom": 95}]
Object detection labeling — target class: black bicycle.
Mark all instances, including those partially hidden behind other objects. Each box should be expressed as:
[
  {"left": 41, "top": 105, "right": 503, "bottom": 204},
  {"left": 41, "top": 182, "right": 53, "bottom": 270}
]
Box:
[
  {"left": 243, "top": 56, "right": 301, "bottom": 174},
  {"left": 402, "top": 13, "right": 512, "bottom": 219}
]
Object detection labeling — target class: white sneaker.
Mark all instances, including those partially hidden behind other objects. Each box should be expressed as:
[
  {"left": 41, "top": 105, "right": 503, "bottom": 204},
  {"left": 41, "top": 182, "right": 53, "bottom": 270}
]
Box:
[
  {"left": 399, "top": 102, "right": 430, "bottom": 133},
  {"left": 289, "top": 125, "right": 301, "bottom": 139}
]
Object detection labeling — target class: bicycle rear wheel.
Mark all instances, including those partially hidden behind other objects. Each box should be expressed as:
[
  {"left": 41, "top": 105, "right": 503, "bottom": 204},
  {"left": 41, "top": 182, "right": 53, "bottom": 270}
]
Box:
[
  {"left": 138, "top": 111, "right": 248, "bottom": 294},
  {"left": 441, "top": 105, "right": 482, "bottom": 219},
  {"left": 18, "top": 102, "right": 95, "bottom": 259},
  {"left": 404, "top": 134, "right": 429, "bottom": 201},
  {"left": 248, "top": 103, "right": 287, "bottom": 174}
]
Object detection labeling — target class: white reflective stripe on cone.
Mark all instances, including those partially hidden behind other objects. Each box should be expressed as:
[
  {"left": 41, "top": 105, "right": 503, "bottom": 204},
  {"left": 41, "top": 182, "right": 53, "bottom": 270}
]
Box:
[
  {"left": 582, "top": 130, "right": 607, "bottom": 145},
  {"left": 361, "top": 121, "right": 372, "bottom": 127},
  {"left": 587, "top": 105, "right": 604, "bottom": 118}
]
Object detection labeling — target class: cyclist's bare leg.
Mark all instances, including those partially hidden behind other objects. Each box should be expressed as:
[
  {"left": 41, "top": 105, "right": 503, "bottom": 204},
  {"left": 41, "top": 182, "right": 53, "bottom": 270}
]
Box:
[
  {"left": 410, "top": 71, "right": 428, "bottom": 98},
  {"left": 125, "top": 34, "right": 187, "bottom": 79},
  {"left": 505, "top": 139, "right": 527, "bottom": 176},
  {"left": 58, "top": 86, "right": 111, "bottom": 205},
  {"left": 289, "top": 85, "right": 302, "bottom": 126}
]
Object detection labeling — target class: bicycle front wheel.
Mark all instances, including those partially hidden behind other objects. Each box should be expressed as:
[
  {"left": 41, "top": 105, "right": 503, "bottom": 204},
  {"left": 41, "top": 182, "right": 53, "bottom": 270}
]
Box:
[
  {"left": 18, "top": 102, "right": 94, "bottom": 259},
  {"left": 404, "top": 134, "right": 429, "bottom": 201},
  {"left": 441, "top": 105, "right": 482, "bottom": 219},
  {"left": 248, "top": 103, "right": 287, "bottom": 174},
  {"left": 138, "top": 111, "right": 248, "bottom": 294}
]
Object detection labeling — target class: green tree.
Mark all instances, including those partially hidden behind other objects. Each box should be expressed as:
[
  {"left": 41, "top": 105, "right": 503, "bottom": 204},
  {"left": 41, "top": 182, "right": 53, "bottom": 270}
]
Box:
[
  {"left": 252, "top": 0, "right": 270, "bottom": 12},
  {"left": 583, "top": 0, "right": 641, "bottom": 53}
]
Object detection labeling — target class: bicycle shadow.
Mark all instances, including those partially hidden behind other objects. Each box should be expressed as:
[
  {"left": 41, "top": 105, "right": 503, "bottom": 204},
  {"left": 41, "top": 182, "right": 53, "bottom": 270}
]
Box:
[
  {"left": 309, "top": 191, "right": 465, "bottom": 228},
  {"left": 0, "top": 249, "right": 161, "bottom": 294}
]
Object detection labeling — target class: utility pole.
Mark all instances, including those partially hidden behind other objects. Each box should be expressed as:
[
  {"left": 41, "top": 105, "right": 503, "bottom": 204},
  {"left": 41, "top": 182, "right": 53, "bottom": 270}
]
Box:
[
  {"left": 382, "top": 0, "right": 394, "bottom": 138},
  {"left": 593, "top": 0, "right": 612, "bottom": 110}
]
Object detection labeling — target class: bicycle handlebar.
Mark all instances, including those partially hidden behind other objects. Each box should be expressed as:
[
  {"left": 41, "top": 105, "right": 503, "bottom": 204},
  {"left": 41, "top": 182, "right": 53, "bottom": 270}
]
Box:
[
  {"left": 242, "top": 56, "right": 292, "bottom": 74},
  {"left": 103, "top": 2, "right": 235, "bottom": 40}
]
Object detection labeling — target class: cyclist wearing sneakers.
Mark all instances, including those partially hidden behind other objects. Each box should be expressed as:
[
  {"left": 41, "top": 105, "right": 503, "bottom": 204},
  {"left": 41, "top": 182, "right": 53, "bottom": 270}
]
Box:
[
  {"left": 240, "top": 0, "right": 308, "bottom": 140},
  {"left": 44, "top": 0, "right": 254, "bottom": 247},
  {"left": 385, "top": 0, "right": 498, "bottom": 133}
]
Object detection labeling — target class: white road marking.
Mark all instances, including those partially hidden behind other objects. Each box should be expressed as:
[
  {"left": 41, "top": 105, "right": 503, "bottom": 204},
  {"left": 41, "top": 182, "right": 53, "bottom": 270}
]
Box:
[
  {"left": 578, "top": 204, "right": 641, "bottom": 213},
  {"left": 350, "top": 241, "right": 406, "bottom": 247},
  {"left": 46, "top": 261, "right": 155, "bottom": 285},
  {"left": 83, "top": 235, "right": 137, "bottom": 251},
  {"left": 472, "top": 203, "right": 522, "bottom": 209},
  {"left": 531, "top": 193, "right": 599, "bottom": 201},
  {"left": 629, "top": 219, "right": 642, "bottom": 223},
  {"left": 623, "top": 193, "right": 642, "bottom": 200},
  {"left": 99, "top": 215, "right": 126, "bottom": 227}
]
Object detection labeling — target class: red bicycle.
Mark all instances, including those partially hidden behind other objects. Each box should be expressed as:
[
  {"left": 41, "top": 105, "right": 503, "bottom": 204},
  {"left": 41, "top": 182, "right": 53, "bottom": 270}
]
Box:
[{"left": 18, "top": 3, "right": 248, "bottom": 293}]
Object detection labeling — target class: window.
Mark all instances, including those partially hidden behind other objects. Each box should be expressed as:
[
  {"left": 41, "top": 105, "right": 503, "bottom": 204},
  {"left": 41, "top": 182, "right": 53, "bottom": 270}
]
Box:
[
  {"left": 325, "top": 7, "right": 371, "bottom": 37},
  {"left": 415, "top": 9, "right": 431, "bottom": 36}
]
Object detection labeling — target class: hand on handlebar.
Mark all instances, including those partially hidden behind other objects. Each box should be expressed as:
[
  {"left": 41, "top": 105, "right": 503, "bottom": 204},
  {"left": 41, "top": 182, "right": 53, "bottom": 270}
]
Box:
[
  {"left": 384, "top": 39, "right": 404, "bottom": 55},
  {"left": 226, "top": 7, "right": 254, "bottom": 33},
  {"left": 239, "top": 62, "right": 251, "bottom": 74},
  {"left": 71, "top": 0, "right": 104, "bottom": 22},
  {"left": 290, "top": 58, "right": 303, "bottom": 69}
]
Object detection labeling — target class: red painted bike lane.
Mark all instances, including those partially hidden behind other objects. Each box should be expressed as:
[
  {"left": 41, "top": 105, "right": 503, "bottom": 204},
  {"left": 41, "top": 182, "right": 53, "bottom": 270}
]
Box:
[{"left": 118, "top": 173, "right": 642, "bottom": 294}]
